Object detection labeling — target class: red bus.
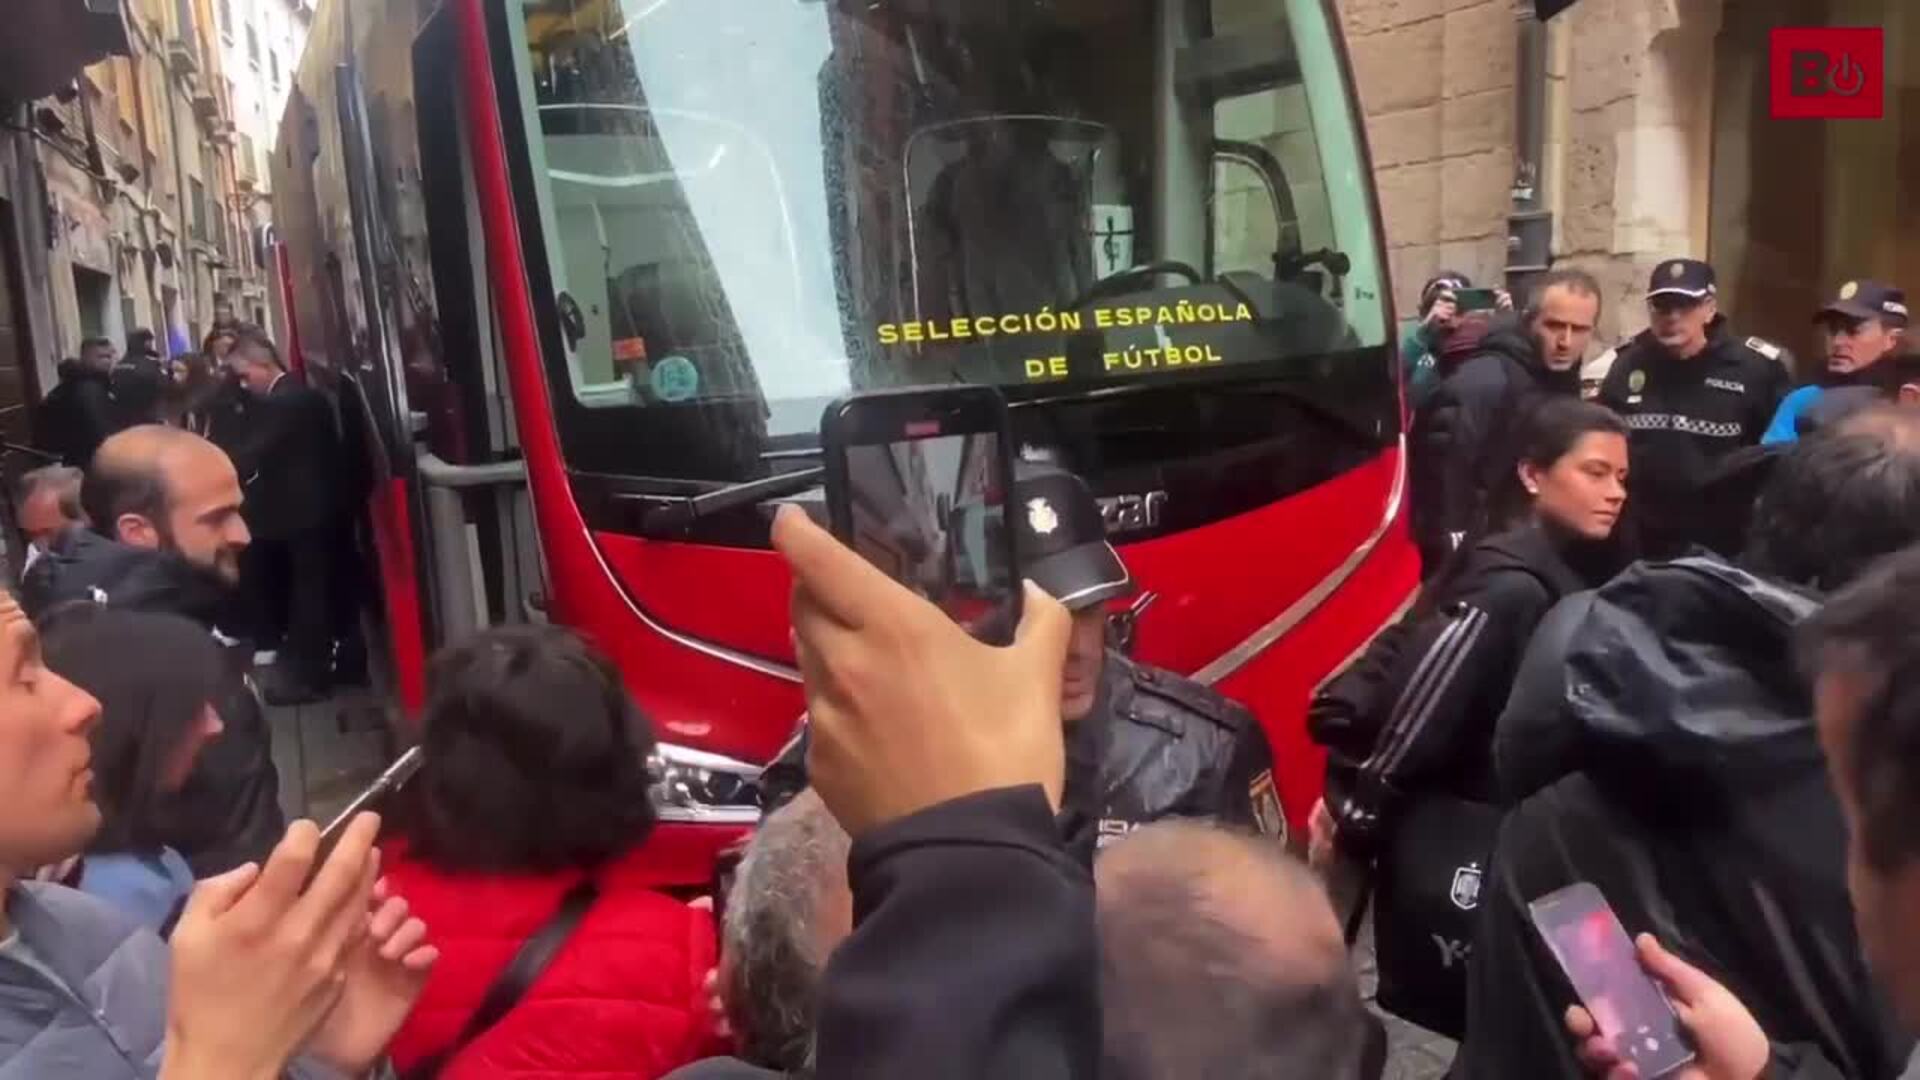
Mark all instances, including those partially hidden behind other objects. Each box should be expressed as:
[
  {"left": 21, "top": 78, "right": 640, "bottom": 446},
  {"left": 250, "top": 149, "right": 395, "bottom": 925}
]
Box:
[{"left": 274, "top": 0, "right": 1418, "bottom": 882}]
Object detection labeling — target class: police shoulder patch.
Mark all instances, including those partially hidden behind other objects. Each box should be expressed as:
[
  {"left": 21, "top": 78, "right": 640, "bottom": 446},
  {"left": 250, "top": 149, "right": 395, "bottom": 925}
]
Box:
[{"left": 1745, "top": 336, "right": 1783, "bottom": 361}]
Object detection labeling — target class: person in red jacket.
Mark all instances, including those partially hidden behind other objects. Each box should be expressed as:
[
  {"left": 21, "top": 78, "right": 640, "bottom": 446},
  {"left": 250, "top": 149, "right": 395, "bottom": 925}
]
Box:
[{"left": 381, "top": 625, "right": 722, "bottom": 1078}]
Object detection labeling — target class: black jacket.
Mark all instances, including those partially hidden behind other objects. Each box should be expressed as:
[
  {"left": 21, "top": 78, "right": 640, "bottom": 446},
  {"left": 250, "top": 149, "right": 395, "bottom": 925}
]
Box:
[
  {"left": 1408, "top": 317, "right": 1579, "bottom": 576},
  {"left": 666, "top": 786, "right": 1099, "bottom": 1080},
  {"left": 20, "top": 528, "right": 285, "bottom": 876},
  {"left": 1454, "top": 558, "right": 1909, "bottom": 1080},
  {"left": 1596, "top": 320, "right": 1791, "bottom": 559},
  {"left": 108, "top": 356, "right": 168, "bottom": 430},
  {"left": 760, "top": 651, "right": 1280, "bottom": 860},
  {"left": 35, "top": 364, "right": 117, "bottom": 468},
  {"left": 236, "top": 374, "right": 344, "bottom": 540},
  {"left": 1310, "top": 523, "right": 1596, "bottom": 858}
]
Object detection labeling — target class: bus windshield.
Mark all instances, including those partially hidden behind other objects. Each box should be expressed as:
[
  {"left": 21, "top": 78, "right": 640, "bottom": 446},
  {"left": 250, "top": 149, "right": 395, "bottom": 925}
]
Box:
[{"left": 506, "top": 0, "right": 1392, "bottom": 504}]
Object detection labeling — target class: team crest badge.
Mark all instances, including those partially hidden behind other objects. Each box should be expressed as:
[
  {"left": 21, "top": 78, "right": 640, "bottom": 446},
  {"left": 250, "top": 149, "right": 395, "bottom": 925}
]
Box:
[
  {"left": 1841, "top": 281, "right": 1860, "bottom": 300},
  {"left": 1027, "top": 497, "right": 1059, "bottom": 536},
  {"left": 1248, "top": 770, "right": 1287, "bottom": 842},
  {"left": 1628, "top": 369, "right": 1646, "bottom": 393},
  {"left": 1667, "top": 262, "right": 1684, "bottom": 279},
  {"left": 1450, "top": 862, "right": 1483, "bottom": 912}
]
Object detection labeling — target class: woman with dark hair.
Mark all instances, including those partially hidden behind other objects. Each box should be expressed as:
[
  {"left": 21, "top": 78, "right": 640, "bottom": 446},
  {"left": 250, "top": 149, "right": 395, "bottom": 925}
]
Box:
[
  {"left": 42, "top": 606, "right": 226, "bottom": 934},
  {"left": 1306, "top": 396, "right": 1629, "bottom": 1037},
  {"left": 382, "top": 625, "right": 720, "bottom": 1079}
]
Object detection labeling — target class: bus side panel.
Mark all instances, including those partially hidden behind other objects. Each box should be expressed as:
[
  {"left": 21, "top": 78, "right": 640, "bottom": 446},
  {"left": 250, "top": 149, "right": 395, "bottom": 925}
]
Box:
[{"left": 1214, "top": 520, "right": 1420, "bottom": 831}]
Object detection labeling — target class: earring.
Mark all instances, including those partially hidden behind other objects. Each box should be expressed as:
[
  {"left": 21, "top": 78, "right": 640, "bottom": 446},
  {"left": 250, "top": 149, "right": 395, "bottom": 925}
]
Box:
[{"left": 1525, "top": 484, "right": 1539, "bottom": 495}]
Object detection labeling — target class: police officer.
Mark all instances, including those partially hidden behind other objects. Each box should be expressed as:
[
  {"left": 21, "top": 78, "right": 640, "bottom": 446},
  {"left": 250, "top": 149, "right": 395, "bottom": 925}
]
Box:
[
  {"left": 760, "top": 462, "right": 1282, "bottom": 857},
  {"left": 1596, "top": 258, "right": 1792, "bottom": 558},
  {"left": 1763, "top": 280, "right": 1908, "bottom": 444}
]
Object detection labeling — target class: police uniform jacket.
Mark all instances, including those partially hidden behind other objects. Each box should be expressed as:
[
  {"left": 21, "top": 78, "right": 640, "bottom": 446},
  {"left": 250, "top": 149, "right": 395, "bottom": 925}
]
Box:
[
  {"left": 1058, "top": 651, "right": 1279, "bottom": 856},
  {"left": 757, "top": 650, "right": 1282, "bottom": 858},
  {"left": 1595, "top": 318, "right": 1791, "bottom": 558}
]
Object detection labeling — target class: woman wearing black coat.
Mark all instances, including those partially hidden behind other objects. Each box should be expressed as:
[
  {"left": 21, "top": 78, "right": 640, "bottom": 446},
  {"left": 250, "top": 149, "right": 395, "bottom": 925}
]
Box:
[{"left": 1306, "top": 397, "right": 1632, "bottom": 1036}]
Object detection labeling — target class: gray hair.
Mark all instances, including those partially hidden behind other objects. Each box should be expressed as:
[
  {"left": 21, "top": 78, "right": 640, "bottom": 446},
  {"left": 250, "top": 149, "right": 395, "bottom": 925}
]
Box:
[
  {"left": 722, "top": 789, "right": 851, "bottom": 1076},
  {"left": 16, "top": 465, "right": 84, "bottom": 522},
  {"left": 1095, "top": 821, "right": 1367, "bottom": 1080}
]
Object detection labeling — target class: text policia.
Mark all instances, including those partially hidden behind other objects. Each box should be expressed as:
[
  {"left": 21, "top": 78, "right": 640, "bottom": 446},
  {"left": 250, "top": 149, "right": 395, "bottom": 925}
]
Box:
[{"left": 874, "top": 301, "right": 1255, "bottom": 382}]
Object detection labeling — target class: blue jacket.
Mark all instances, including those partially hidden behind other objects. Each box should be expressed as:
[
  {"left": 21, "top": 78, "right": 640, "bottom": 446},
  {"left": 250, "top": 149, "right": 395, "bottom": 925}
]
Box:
[
  {"left": 0, "top": 882, "right": 346, "bottom": 1079},
  {"left": 75, "top": 849, "right": 195, "bottom": 936},
  {"left": 1763, "top": 384, "right": 1822, "bottom": 444}
]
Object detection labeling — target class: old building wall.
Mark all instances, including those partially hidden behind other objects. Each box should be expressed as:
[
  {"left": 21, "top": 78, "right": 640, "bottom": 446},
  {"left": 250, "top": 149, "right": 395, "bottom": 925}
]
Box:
[{"left": 1341, "top": 0, "right": 1518, "bottom": 318}]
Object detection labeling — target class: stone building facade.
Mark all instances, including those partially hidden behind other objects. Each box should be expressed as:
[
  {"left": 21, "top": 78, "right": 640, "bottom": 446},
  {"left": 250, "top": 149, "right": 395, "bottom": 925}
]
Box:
[{"left": 0, "top": 0, "right": 304, "bottom": 447}]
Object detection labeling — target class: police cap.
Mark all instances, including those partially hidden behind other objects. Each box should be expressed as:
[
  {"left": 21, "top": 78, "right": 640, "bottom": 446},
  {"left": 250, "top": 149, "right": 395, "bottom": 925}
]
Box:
[
  {"left": 1011, "top": 463, "right": 1132, "bottom": 611},
  {"left": 1647, "top": 258, "right": 1716, "bottom": 302},
  {"left": 1816, "top": 280, "right": 1909, "bottom": 328}
]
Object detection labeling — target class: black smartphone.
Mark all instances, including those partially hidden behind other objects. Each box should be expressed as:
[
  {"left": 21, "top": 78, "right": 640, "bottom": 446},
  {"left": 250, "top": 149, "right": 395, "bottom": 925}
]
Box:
[
  {"left": 305, "top": 745, "right": 426, "bottom": 889},
  {"left": 820, "top": 385, "right": 1023, "bottom": 646},
  {"left": 1528, "top": 883, "right": 1696, "bottom": 1078},
  {"left": 1454, "top": 287, "right": 1499, "bottom": 312}
]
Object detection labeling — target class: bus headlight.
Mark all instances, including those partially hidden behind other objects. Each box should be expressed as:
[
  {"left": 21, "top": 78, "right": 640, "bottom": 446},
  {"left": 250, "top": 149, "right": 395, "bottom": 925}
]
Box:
[{"left": 648, "top": 742, "right": 764, "bottom": 824}]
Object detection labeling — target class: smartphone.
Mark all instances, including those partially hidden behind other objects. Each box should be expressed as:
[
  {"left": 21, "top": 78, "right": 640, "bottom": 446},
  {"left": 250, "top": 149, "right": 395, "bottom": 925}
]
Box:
[
  {"left": 820, "top": 386, "right": 1023, "bottom": 646},
  {"left": 1528, "top": 883, "right": 1696, "bottom": 1078},
  {"left": 1454, "top": 287, "right": 1499, "bottom": 312},
  {"left": 305, "top": 746, "right": 426, "bottom": 888}
]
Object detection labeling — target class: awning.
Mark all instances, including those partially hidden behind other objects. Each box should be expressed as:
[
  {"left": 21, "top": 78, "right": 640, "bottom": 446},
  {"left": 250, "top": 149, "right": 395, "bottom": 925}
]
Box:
[
  {"left": 0, "top": 0, "right": 132, "bottom": 104},
  {"left": 1535, "top": 0, "right": 1581, "bottom": 18}
]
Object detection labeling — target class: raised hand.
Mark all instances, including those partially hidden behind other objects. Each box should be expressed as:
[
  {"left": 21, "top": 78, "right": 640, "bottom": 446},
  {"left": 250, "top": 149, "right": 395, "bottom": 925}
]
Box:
[
  {"left": 772, "top": 504, "right": 1072, "bottom": 836},
  {"left": 163, "top": 814, "right": 383, "bottom": 1080}
]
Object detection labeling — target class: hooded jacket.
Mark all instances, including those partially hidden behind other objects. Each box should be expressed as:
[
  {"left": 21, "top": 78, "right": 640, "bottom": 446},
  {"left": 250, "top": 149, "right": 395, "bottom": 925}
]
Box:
[
  {"left": 1408, "top": 315, "right": 1579, "bottom": 576},
  {"left": 20, "top": 528, "right": 284, "bottom": 876},
  {"left": 1454, "top": 558, "right": 1909, "bottom": 1080}
]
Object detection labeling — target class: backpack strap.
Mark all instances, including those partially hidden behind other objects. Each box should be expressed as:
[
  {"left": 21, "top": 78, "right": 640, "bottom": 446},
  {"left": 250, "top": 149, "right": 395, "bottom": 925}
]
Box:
[{"left": 402, "top": 879, "right": 600, "bottom": 1080}]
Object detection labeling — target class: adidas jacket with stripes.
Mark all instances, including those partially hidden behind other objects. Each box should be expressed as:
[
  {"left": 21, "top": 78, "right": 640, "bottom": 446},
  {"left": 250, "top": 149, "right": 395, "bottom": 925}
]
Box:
[{"left": 1323, "top": 523, "right": 1594, "bottom": 857}]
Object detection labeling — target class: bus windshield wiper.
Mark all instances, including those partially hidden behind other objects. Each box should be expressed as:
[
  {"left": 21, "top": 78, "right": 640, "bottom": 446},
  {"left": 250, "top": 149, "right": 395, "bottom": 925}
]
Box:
[{"left": 642, "top": 467, "right": 825, "bottom": 533}]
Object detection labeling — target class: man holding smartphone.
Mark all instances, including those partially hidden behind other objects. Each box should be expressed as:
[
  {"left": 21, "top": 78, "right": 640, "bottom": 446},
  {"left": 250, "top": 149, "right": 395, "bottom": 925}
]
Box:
[{"left": 763, "top": 462, "right": 1280, "bottom": 856}]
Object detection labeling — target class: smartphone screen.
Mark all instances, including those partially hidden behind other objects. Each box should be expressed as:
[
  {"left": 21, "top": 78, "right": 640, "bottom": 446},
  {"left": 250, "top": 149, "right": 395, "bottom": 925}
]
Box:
[
  {"left": 1529, "top": 884, "right": 1695, "bottom": 1078},
  {"left": 822, "top": 387, "right": 1022, "bottom": 645},
  {"left": 1454, "top": 287, "right": 1499, "bottom": 312}
]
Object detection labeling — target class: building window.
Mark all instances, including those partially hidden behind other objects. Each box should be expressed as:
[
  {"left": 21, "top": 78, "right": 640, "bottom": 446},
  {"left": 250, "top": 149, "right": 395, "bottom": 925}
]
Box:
[
  {"left": 270, "top": 50, "right": 279, "bottom": 84},
  {"left": 218, "top": 0, "right": 231, "bottom": 36},
  {"left": 247, "top": 25, "right": 260, "bottom": 68},
  {"left": 190, "top": 177, "right": 207, "bottom": 242}
]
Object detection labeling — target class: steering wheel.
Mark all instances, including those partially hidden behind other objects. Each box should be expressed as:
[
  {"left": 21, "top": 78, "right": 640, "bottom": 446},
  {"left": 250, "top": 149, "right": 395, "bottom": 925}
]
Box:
[{"left": 1065, "top": 260, "right": 1205, "bottom": 311}]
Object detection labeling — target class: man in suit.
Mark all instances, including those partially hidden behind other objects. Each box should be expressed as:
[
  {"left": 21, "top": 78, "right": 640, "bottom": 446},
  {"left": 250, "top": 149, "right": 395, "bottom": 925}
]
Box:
[{"left": 227, "top": 324, "right": 343, "bottom": 704}]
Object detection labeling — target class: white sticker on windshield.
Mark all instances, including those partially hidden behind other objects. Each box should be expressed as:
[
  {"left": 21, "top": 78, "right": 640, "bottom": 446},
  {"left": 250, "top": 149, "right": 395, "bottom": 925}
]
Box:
[{"left": 1092, "top": 205, "right": 1134, "bottom": 279}]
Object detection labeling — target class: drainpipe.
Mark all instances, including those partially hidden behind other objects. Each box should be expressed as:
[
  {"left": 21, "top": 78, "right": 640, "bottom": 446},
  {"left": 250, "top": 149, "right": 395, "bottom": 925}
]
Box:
[
  {"left": 163, "top": 41, "right": 191, "bottom": 349},
  {"left": 1507, "top": 6, "right": 1551, "bottom": 295}
]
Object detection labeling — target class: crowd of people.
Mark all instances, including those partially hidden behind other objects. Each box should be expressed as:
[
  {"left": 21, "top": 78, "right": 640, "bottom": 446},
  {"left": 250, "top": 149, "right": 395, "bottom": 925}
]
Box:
[
  {"left": 0, "top": 258, "right": 1914, "bottom": 1080},
  {"left": 27, "top": 320, "right": 360, "bottom": 706}
]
